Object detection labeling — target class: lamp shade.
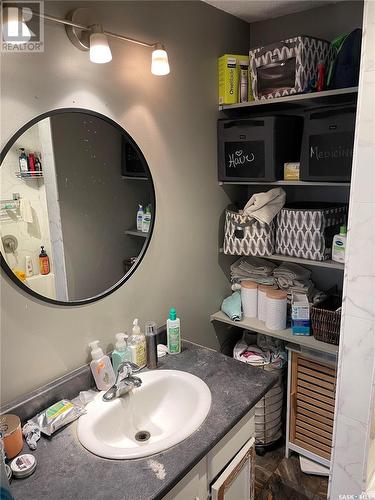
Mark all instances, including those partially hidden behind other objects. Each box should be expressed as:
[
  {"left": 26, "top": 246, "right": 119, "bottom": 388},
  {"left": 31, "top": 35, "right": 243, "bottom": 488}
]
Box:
[
  {"left": 89, "top": 31, "right": 112, "bottom": 64},
  {"left": 151, "top": 47, "right": 170, "bottom": 76}
]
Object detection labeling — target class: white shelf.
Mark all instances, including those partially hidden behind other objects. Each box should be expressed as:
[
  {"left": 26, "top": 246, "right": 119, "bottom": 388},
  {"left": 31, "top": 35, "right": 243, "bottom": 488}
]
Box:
[
  {"left": 210, "top": 311, "right": 339, "bottom": 355},
  {"left": 219, "top": 180, "right": 350, "bottom": 187},
  {"left": 125, "top": 229, "right": 148, "bottom": 238},
  {"left": 218, "top": 250, "right": 344, "bottom": 270},
  {"left": 218, "top": 86, "right": 358, "bottom": 112}
]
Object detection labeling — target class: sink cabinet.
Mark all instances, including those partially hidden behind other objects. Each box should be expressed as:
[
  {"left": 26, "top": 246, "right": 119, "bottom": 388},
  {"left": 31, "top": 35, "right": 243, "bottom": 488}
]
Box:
[{"left": 163, "top": 409, "right": 255, "bottom": 500}]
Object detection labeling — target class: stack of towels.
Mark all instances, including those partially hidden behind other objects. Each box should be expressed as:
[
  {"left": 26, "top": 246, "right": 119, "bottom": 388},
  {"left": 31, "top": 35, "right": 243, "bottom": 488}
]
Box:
[
  {"left": 230, "top": 257, "right": 276, "bottom": 288},
  {"left": 273, "top": 262, "right": 325, "bottom": 304},
  {"left": 229, "top": 258, "right": 326, "bottom": 304}
]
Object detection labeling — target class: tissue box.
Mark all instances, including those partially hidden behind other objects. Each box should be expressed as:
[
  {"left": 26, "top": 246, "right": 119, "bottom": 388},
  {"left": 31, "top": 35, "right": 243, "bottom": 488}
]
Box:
[
  {"left": 218, "top": 54, "right": 249, "bottom": 105},
  {"left": 292, "top": 293, "right": 310, "bottom": 335}
]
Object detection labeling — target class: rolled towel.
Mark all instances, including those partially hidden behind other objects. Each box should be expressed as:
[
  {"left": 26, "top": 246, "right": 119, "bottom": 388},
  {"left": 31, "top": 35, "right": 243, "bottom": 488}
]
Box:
[
  {"left": 221, "top": 291, "right": 242, "bottom": 321},
  {"left": 20, "top": 199, "right": 33, "bottom": 223}
]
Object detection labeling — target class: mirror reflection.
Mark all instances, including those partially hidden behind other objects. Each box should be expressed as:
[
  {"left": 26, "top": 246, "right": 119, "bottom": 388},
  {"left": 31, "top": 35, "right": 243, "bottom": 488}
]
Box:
[{"left": 0, "top": 110, "right": 155, "bottom": 304}]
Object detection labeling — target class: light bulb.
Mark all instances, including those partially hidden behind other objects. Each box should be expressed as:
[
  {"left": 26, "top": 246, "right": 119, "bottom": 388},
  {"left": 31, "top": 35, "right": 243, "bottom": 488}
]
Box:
[
  {"left": 2, "top": 6, "right": 31, "bottom": 44},
  {"left": 89, "top": 27, "right": 112, "bottom": 64},
  {"left": 151, "top": 44, "right": 170, "bottom": 76}
]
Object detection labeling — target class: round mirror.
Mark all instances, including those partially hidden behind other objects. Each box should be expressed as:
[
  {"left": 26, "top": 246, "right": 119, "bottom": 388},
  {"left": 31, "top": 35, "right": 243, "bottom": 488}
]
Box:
[{"left": 0, "top": 109, "right": 155, "bottom": 305}]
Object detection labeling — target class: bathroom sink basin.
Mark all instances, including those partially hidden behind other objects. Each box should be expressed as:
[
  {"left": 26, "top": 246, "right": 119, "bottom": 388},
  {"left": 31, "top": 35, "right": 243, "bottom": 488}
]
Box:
[{"left": 77, "top": 369, "right": 212, "bottom": 459}]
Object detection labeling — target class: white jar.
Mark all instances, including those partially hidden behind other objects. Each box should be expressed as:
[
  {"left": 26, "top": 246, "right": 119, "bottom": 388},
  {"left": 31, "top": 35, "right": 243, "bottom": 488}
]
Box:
[
  {"left": 241, "top": 280, "right": 258, "bottom": 318},
  {"left": 265, "top": 289, "right": 287, "bottom": 331},
  {"left": 258, "top": 285, "right": 275, "bottom": 322}
]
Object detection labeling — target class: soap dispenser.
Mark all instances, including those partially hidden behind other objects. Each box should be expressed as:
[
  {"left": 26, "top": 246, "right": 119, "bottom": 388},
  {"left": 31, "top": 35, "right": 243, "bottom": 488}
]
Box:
[
  {"left": 89, "top": 340, "right": 116, "bottom": 391},
  {"left": 129, "top": 319, "right": 146, "bottom": 368},
  {"left": 112, "top": 332, "right": 132, "bottom": 372}
]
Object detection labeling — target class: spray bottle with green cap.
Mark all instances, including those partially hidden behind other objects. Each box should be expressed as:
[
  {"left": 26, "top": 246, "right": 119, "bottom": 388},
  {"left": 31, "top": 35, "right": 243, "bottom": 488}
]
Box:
[{"left": 167, "top": 307, "right": 181, "bottom": 354}]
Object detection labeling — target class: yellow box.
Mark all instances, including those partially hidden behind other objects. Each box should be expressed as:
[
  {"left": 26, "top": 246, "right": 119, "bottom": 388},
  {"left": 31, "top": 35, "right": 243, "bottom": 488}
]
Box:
[
  {"left": 284, "top": 162, "right": 300, "bottom": 181},
  {"left": 218, "top": 54, "right": 249, "bottom": 105}
]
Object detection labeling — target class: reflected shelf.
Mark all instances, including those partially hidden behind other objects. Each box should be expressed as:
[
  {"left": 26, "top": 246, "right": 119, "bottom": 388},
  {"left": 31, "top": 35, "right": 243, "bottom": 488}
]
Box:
[
  {"left": 15, "top": 171, "right": 43, "bottom": 179},
  {"left": 125, "top": 229, "right": 148, "bottom": 238}
]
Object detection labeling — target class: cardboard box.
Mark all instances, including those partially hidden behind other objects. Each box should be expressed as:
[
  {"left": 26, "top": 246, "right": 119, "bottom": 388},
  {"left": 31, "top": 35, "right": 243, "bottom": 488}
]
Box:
[
  {"left": 292, "top": 293, "right": 311, "bottom": 335},
  {"left": 284, "top": 162, "right": 300, "bottom": 181},
  {"left": 218, "top": 54, "right": 249, "bottom": 105}
]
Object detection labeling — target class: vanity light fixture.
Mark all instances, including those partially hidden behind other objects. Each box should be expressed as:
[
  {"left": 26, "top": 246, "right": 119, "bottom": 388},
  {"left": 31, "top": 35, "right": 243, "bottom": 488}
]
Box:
[
  {"left": 89, "top": 25, "right": 112, "bottom": 64},
  {"left": 1, "top": 6, "right": 170, "bottom": 75},
  {"left": 151, "top": 43, "right": 170, "bottom": 76},
  {"left": 2, "top": 6, "right": 31, "bottom": 44}
]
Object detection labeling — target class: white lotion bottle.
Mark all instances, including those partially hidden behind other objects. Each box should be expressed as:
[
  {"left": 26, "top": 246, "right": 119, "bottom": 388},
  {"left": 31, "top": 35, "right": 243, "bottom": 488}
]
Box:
[
  {"left": 332, "top": 225, "right": 347, "bottom": 263},
  {"left": 167, "top": 308, "right": 181, "bottom": 354},
  {"left": 136, "top": 205, "right": 144, "bottom": 231},
  {"left": 89, "top": 340, "right": 116, "bottom": 391}
]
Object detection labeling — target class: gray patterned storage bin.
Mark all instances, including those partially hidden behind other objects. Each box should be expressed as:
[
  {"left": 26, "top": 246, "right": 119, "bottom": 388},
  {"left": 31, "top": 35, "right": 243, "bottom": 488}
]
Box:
[
  {"left": 275, "top": 203, "right": 347, "bottom": 261},
  {"left": 249, "top": 36, "right": 333, "bottom": 99},
  {"left": 223, "top": 207, "right": 275, "bottom": 256}
]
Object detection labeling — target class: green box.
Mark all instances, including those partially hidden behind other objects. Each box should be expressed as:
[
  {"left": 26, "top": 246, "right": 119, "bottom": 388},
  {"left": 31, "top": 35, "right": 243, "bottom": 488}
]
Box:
[{"left": 218, "top": 54, "right": 247, "bottom": 105}]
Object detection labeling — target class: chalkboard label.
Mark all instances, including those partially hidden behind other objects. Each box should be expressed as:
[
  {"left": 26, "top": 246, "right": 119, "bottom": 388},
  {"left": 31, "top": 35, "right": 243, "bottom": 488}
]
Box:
[
  {"left": 308, "top": 131, "right": 354, "bottom": 178},
  {"left": 224, "top": 141, "right": 265, "bottom": 178}
]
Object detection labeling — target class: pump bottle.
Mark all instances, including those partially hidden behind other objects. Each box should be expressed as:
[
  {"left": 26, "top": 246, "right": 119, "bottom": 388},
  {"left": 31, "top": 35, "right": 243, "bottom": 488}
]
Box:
[
  {"left": 129, "top": 319, "right": 146, "bottom": 368},
  {"left": 112, "top": 332, "right": 132, "bottom": 372},
  {"left": 89, "top": 340, "right": 116, "bottom": 391}
]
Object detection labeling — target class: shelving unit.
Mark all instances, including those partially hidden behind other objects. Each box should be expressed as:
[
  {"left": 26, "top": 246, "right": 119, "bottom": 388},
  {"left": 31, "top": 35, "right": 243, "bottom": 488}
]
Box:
[
  {"left": 218, "top": 250, "right": 344, "bottom": 270},
  {"left": 218, "top": 87, "right": 358, "bottom": 112},
  {"left": 125, "top": 229, "right": 148, "bottom": 238},
  {"left": 211, "top": 311, "right": 339, "bottom": 355},
  {"left": 214, "top": 85, "right": 356, "bottom": 359}
]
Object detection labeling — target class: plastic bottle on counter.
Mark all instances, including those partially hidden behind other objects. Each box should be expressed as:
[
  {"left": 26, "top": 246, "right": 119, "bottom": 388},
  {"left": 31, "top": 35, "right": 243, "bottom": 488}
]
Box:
[{"left": 89, "top": 341, "right": 116, "bottom": 391}]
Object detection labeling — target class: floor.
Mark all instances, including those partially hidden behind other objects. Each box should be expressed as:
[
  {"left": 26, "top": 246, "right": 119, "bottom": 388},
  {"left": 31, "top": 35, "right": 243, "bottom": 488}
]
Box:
[{"left": 255, "top": 443, "right": 328, "bottom": 500}]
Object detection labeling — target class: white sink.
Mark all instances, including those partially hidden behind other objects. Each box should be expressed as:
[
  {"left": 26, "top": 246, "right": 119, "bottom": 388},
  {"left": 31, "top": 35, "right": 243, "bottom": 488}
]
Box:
[{"left": 77, "top": 369, "right": 212, "bottom": 459}]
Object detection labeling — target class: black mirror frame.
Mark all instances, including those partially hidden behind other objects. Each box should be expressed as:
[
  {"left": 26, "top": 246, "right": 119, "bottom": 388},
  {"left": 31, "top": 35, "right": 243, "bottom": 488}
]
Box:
[{"left": 0, "top": 107, "right": 156, "bottom": 306}]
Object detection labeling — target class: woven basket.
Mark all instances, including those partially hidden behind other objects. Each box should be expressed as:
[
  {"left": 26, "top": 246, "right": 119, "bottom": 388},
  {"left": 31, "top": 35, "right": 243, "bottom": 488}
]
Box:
[{"left": 311, "top": 296, "right": 342, "bottom": 345}]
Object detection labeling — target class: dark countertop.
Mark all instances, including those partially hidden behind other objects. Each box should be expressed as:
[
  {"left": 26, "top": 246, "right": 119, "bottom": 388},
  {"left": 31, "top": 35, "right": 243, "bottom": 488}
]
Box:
[{"left": 9, "top": 341, "right": 277, "bottom": 500}]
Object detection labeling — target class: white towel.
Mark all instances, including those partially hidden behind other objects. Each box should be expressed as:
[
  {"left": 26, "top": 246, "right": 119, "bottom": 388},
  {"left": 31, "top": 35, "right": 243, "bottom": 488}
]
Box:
[
  {"left": 242, "top": 188, "right": 286, "bottom": 225},
  {"left": 20, "top": 199, "right": 33, "bottom": 223}
]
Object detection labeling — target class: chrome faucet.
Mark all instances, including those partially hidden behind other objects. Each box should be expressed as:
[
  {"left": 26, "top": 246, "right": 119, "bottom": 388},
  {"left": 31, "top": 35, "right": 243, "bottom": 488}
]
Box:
[{"left": 102, "top": 361, "right": 142, "bottom": 402}]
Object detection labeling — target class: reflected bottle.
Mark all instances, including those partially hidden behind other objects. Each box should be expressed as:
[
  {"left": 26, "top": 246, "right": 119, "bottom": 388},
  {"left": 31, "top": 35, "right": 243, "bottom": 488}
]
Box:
[{"left": 39, "top": 246, "right": 50, "bottom": 275}]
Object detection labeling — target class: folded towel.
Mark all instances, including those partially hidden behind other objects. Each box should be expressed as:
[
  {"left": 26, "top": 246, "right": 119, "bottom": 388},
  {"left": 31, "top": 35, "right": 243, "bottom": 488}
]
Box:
[
  {"left": 242, "top": 188, "right": 286, "bottom": 225},
  {"left": 273, "top": 262, "right": 311, "bottom": 281},
  {"left": 231, "top": 257, "right": 276, "bottom": 285},
  {"left": 221, "top": 292, "right": 242, "bottom": 321},
  {"left": 20, "top": 199, "right": 33, "bottom": 223}
]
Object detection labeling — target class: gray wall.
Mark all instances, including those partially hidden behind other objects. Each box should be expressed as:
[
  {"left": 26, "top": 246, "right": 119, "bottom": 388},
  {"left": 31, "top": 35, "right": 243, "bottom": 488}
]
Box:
[
  {"left": 250, "top": 1, "right": 363, "bottom": 47},
  {"left": 0, "top": 1, "right": 249, "bottom": 403},
  {"left": 50, "top": 113, "right": 152, "bottom": 301}
]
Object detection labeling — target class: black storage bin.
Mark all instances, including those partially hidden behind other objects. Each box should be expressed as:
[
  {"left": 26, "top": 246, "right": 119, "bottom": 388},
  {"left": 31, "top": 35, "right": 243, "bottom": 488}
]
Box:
[
  {"left": 218, "top": 116, "right": 303, "bottom": 182},
  {"left": 300, "top": 105, "right": 356, "bottom": 182}
]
